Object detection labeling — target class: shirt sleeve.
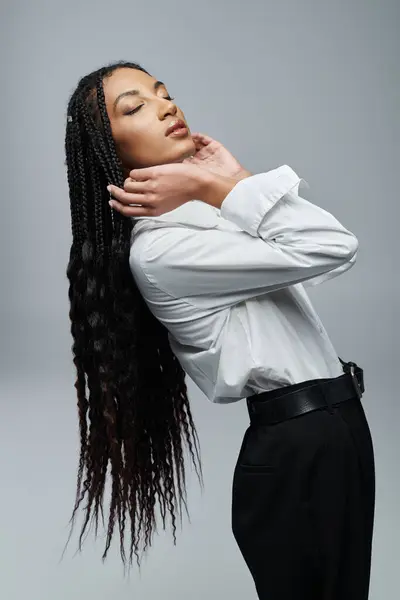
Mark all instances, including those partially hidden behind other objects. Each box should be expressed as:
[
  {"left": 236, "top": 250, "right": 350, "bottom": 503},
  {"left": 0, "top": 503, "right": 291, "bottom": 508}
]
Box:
[
  {"left": 134, "top": 165, "right": 359, "bottom": 311},
  {"left": 302, "top": 251, "right": 357, "bottom": 288}
]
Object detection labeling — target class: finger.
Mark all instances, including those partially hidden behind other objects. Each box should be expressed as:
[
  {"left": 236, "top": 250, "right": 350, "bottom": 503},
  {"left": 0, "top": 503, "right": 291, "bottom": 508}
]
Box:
[
  {"left": 108, "top": 185, "right": 150, "bottom": 206},
  {"left": 123, "top": 178, "right": 147, "bottom": 194},
  {"left": 129, "top": 167, "right": 153, "bottom": 180},
  {"left": 191, "top": 132, "right": 214, "bottom": 145},
  {"left": 192, "top": 138, "right": 206, "bottom": 151},
  {"left": 191, "top": 133, "right": 208, "bottom": 145},
  {"left": 109, "top": 199, "right": 155, "bottom": 217}
]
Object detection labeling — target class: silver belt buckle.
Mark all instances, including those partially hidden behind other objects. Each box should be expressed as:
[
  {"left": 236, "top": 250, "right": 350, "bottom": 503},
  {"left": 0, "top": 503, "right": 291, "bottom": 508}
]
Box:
[{"left": 349, "top": 364, "right": 362, "bottom": 399}]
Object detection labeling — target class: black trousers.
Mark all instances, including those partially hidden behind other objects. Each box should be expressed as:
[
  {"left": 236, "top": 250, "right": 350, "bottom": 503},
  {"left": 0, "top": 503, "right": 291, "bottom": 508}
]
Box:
[{"left": 231, "top": 371, "right": 375, "bottom": 600}]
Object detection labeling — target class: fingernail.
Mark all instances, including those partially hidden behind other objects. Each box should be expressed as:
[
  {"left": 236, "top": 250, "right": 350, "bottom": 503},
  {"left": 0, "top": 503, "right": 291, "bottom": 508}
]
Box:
[
  {"left": 108, "top": 200, "right": 114, "bottom": 207},
  {"left": 107, "top": 185, "right": 111, "bottom": 192}
]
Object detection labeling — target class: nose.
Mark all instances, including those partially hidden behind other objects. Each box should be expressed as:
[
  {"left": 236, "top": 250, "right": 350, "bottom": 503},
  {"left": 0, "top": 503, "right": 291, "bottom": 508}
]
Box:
[{"left": 159, "top": 98, "right": 178, "bottom": 119}]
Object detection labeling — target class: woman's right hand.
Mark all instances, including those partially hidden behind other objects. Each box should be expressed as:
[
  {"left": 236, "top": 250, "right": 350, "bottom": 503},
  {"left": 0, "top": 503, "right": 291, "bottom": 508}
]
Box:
[
  {"left": 183, "top": 132, "right": 251, "bottom": 181},
  {"left": 107, "top": 162, "right": 206, "bottom": 218}
]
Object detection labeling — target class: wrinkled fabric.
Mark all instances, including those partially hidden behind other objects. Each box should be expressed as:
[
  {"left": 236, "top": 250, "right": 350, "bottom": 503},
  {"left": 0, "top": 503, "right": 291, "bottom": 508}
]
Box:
[{"left": 128, "top": 165, "right": 359, "bottom": 403}]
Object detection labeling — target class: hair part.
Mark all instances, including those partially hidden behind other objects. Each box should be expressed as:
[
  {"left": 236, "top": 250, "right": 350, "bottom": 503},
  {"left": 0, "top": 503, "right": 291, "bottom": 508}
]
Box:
[{"left": 62, "top": 60, "right": 203, "bottom": 571}]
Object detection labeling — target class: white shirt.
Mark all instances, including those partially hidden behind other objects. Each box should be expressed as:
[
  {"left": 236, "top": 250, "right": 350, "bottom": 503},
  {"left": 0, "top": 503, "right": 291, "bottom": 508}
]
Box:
[{"left": 128, "top": 165, "right": 358, "bottom": 404}]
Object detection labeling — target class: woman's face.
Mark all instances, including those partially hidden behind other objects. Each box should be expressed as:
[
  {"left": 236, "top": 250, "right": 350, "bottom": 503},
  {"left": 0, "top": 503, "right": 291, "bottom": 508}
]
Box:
[{"left": 103, "top": 67, "right": 196, "bottom": 175}]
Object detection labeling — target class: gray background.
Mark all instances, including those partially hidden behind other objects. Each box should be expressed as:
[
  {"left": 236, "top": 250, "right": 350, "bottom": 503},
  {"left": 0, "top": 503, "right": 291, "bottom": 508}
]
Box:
[{"left": 1, "top": 0, "right": 398, "bottom": 598}]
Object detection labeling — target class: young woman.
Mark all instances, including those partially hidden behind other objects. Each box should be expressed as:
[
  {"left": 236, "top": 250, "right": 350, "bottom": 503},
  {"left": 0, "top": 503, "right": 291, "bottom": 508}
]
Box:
[{"left": 64, "top": 59, "right": 375, "bottom": 599}]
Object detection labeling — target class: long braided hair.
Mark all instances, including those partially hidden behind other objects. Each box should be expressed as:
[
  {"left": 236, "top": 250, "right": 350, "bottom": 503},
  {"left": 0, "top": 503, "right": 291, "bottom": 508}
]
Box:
[{"left": 63, "top": 60, "right": 203, "bottom": 569}]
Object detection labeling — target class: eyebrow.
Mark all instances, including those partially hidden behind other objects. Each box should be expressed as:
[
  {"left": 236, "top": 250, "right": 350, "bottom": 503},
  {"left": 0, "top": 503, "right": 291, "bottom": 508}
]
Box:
[{"left": 113, "top": 80, "right": 166, "bottom": 111}]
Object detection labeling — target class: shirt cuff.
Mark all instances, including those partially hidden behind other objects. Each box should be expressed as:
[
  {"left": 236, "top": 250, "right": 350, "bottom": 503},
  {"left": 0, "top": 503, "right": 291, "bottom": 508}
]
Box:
[{"left": 220, "top": 165, "right": 308, "bottom": 237}]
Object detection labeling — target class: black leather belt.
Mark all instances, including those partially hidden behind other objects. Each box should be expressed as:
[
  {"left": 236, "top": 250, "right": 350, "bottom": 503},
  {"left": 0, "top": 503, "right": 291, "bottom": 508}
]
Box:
[{"left": 246, "top": 358, "right": 365, "bottom": 426}]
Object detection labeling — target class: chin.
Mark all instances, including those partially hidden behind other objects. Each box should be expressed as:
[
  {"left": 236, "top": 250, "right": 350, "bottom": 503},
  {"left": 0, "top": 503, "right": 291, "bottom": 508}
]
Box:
[{"left": 168, "top": 141, "right": 196, "bottom": 163}]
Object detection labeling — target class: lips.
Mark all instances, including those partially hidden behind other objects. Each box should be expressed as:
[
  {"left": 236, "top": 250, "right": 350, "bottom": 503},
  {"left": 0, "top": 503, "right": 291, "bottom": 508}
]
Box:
[{"left": 165, "top": 119, "right": 187, "bottom": 136}]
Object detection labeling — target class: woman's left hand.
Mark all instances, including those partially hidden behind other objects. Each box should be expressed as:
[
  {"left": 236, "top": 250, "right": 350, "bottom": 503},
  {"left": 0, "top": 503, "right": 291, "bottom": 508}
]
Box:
[
  {"left": 183, "top": 132, "right": 251, "bottom": 181},
  {"left": 107, "top": 162, "right": 206, "bottom": 218}
]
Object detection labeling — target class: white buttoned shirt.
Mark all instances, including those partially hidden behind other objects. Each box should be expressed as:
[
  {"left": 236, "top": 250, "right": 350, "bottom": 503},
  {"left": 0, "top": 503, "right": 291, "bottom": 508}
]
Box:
[{"left": 128, "top": 165, "right": 358, "bottom": 404}]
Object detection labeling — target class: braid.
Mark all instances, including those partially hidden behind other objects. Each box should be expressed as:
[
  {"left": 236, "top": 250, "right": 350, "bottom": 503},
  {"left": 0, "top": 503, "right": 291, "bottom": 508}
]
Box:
[
  {"left": 94, "top": 75, "right": 131, "bottom": 248},
  {"left": 62, "top": 60, "right": 203, "bottom": 572}
]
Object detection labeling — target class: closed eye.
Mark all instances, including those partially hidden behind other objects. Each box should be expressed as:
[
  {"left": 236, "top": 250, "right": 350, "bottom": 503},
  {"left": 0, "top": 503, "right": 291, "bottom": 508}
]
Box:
[{"left": 125, "top": 96, "right": 175, "bottom": 116}]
